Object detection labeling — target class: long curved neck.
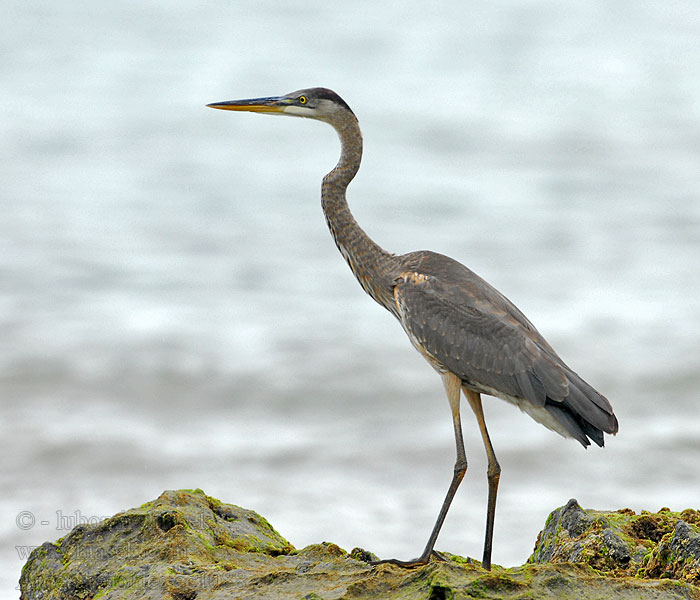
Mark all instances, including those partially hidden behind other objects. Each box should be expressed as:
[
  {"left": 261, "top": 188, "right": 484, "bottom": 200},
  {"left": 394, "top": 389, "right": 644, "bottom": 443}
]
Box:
[{"left": 322, "top": 110, "right": 396, "bottom": 309}]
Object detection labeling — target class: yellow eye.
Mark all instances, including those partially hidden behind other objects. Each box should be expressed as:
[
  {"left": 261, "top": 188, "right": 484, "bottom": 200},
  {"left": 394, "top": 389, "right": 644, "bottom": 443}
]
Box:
[{"left": 298, "top": 95, "right": 307, "bottom": 104}]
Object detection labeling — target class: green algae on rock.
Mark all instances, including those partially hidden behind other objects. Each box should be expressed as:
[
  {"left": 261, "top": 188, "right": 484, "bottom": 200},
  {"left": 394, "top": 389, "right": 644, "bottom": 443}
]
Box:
[
  {"left": 19, "top": 491, "right": 700, "bottom": 600},
  {"left": 20, "top": 489, "right": 296, "bottom": 600},
  {"left": 530, "top": 498, "right": 700, "bottom": 584},
  {"left": 645, "top": 519, "right": 700, "bottom": 582}
]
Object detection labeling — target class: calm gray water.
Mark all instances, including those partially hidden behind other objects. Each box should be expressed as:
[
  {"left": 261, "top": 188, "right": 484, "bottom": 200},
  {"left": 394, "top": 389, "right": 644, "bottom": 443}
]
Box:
[{"left": 2, "top": 0, "right": 700, "bottom": 595}]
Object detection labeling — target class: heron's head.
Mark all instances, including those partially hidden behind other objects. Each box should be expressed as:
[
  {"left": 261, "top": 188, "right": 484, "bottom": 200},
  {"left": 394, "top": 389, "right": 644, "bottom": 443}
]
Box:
[{"left": 207, "top": 87, "right": 354, "bottom": 123}]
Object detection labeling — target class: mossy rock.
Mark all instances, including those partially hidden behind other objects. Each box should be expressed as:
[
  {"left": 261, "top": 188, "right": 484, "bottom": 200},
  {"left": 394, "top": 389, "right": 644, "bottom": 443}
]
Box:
[
  {"left": 644, "top": 519, "right": 700, "bottom": 582},
  {"left": 19, "top": 491, "right": 700, "bottom": 599},
  {"left": 530, "top": 498, "right": 700, "bottom": 584},
  {"left": 19, "top": 489, "right": 295, "bottom": 599}
]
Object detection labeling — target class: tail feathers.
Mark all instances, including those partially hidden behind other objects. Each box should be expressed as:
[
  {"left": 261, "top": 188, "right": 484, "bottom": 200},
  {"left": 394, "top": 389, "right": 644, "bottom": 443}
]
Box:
[
  {"left": 546, "top": 404, "right": 593, "bottom": 447},
  {"left": 545, "top": 369, "right": 618, "bottom": 448},
  {"left": 566, "top": 369, "right": 616, "bottom": 419}
]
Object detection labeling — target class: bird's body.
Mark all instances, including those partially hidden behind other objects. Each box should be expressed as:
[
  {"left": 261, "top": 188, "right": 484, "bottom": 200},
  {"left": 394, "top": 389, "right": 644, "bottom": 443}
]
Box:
[
  {"left": 208, "top": 87, "right": 618, "bottom": 569},
  {"left": 390, "top": 251, "right": 612, "bottom": 445}
]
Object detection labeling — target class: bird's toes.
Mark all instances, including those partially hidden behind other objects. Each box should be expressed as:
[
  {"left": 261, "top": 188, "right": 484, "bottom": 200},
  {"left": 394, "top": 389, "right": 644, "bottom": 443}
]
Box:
[
  {"left": 370, "top": 556, "right": 429, "bottom": 568},
  {"left": 431, "top": 549, "right": 448, "bottom": 562}
]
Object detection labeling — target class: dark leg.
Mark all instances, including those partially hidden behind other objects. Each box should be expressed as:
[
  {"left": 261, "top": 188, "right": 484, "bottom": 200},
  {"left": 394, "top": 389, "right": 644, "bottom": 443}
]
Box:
[
  {"left": 464, "top": 389, "right": 500, "bottom": 571},
  {"left": 373, "top": 372, "right": 467, "bottom": 567}
]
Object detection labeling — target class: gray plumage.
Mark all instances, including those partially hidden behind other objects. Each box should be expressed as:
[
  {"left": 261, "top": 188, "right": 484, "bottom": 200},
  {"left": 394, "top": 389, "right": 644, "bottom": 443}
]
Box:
[
  {"left": 393, "top": 251, "right": 616, "bottom": 447},
  {"left": 208, "top": 87, "right": 618, "bottom": 570}
]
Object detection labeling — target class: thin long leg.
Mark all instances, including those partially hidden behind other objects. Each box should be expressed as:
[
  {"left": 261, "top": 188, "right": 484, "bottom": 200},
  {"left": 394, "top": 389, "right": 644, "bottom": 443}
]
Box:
[
  {"left": 464, "top": 388, "right": 501, "bottom": 571},
  {"left": 373, "top": 371, "right": 467, "bottom": 567}
]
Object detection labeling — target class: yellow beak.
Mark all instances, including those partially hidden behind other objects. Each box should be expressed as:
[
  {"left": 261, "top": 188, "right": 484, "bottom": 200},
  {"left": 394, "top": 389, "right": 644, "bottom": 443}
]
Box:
[{"left": 206, "top": 96, "right": 287, "bottom": 113}]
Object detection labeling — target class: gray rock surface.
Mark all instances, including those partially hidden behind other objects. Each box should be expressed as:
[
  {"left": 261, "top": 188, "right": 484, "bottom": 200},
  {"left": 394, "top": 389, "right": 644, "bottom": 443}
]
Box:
[
  {"left": 19, "top": 491, "right": 700, "bottom": 599},
  {"left": 530, "top": 497, "right": 700, "bottom": 583}
]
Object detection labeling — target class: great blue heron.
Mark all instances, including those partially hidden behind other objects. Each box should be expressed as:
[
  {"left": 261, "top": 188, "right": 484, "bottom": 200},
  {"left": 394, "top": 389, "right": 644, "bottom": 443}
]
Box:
[{"left": 207, "top": 87, "right": 618, "bottom": 570}]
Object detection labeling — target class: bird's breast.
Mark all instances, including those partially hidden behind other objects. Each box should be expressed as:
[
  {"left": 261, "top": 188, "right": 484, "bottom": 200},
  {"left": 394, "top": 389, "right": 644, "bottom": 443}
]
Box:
[{"left": 393, "top": 271, "right": 448, "bottom": 374}]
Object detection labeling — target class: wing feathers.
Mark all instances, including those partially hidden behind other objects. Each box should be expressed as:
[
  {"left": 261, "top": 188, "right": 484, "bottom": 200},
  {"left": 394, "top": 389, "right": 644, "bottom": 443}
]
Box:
[{"left": 393, "top": 261, "right": 617, "bottom": 447}]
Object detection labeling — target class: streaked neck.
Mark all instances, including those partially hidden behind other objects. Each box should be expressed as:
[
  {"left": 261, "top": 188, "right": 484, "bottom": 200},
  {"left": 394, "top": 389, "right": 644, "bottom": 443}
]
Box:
[{"left": 321, "top": 110, "right": 396, "bottom": 309}]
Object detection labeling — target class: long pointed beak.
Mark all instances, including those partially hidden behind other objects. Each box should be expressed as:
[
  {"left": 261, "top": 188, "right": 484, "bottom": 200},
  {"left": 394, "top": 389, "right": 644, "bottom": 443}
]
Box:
[{"left": 206, "top": 96, "right": 287, "bottom": 113}]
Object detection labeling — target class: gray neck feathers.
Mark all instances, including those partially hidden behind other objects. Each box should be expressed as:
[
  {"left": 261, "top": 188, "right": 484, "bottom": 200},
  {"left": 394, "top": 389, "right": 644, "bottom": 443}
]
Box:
[{"left": 321, "top": 110, "right": 396, "bottom": 309}]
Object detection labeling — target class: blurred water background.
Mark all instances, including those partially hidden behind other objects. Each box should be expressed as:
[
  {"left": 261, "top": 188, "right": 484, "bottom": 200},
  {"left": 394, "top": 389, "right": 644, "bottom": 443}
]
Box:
[{"left": 2, "top": 0, "right": 700, "bottom": 595}]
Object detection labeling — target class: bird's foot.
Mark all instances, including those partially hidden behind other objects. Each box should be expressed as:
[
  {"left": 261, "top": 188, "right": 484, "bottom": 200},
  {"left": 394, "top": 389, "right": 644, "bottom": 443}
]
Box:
[{"left": 370, "top": 550, "right": 446, "bottom": 568}]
